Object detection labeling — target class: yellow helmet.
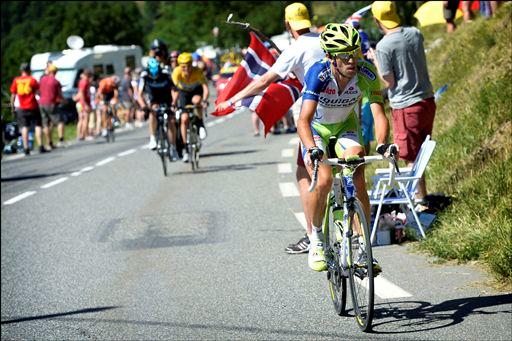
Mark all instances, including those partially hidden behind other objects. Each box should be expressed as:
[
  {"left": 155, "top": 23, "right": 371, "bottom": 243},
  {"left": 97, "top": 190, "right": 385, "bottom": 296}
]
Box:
[{"left": 177, "top": 52, "right": 193, "bottom": 65}]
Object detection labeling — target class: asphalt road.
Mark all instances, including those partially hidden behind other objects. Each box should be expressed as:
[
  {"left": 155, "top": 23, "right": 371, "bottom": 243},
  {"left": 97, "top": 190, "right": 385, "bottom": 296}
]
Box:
[{"left": 2, "top": 109, "right": 511, "bottom": 340}]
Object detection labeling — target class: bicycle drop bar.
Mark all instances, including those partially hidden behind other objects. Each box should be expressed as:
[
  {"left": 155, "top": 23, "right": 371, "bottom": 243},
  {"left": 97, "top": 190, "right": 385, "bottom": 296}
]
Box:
[{"left": 308, "top": 155, "right": 400, "bottom": 192}]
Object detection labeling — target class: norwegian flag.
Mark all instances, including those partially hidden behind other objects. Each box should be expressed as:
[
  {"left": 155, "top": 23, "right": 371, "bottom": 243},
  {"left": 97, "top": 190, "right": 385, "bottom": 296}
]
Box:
[{"left": 212, "top": 32, "right": 302, "bottom": 136}]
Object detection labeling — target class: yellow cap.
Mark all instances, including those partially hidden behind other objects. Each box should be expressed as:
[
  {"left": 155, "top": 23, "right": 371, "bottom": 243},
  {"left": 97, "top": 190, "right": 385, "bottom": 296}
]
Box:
[
  {"left": 47, "top": 64, "right": 58, "bottom": 73},
  {"left": 371, "top": 1, "right": 401, "bottom": 29},
  {"left": 285, "top": 3, "right": 312, "bottom": 31}
]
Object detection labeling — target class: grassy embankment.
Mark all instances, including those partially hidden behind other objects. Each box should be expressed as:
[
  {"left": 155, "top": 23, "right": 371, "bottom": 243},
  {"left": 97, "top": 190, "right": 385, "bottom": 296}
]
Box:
[{"left": 412, "top": 3, "right": 511, "bottom": 285}]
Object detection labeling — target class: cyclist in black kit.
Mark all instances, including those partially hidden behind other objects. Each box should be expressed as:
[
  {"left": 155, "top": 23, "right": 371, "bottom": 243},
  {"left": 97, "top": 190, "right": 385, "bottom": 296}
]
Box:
[{"left": 137, "top": 57, "right": 178, "bottom": 160}]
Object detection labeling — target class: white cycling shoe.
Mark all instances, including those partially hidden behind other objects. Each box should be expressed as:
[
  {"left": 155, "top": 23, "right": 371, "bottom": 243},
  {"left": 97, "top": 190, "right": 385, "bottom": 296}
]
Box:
[
  {"left": 182, "top": 152, "right": 189, "bottom": 163},
  {"left": 148, "top": 137, "right": 157, "bottom": 150},
  {"left": 199, "top": 127, "right": 207, "bottom": 140}
]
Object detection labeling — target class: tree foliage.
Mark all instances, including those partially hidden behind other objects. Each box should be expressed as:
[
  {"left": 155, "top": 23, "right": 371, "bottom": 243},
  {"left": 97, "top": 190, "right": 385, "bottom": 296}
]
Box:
[
  {"left": 1, "top": 1, "right": 144, "bottom": 99},
  {"left": 2, "top": 1, "right": 424, "bottom": 101}
]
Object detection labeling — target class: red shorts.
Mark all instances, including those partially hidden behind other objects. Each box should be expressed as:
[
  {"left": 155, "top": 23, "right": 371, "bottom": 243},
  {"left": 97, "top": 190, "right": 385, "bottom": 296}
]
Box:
[{"left": 392, "top": 97, "right": 436, "bottom": 162}]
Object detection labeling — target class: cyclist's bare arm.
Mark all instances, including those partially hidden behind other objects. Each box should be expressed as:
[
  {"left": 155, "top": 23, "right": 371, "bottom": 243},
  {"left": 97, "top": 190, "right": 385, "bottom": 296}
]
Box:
[
  {"left": 171, "top": 89, "right": 178, "bottom": 107},
  {"left": 370, "top": 102, "right": 389, "bottom": 146},
  {"left": 201, "top": 82, "right": 209, "bottom": 103},
  {"left": 297, "top": 99, "right": 318, "bottom": 158},
  {"left": 216, "top": 71, "right": 280, "bottom": 110}
]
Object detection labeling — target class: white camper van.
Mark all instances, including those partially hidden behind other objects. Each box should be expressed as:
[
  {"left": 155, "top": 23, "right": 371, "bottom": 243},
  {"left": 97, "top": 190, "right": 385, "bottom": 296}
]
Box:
[
  {"left": 30, "top": 44, "right": 142, "bottom": 97},
  {"left": 29, "top": 43, "right": 142, "bottom": 121}
]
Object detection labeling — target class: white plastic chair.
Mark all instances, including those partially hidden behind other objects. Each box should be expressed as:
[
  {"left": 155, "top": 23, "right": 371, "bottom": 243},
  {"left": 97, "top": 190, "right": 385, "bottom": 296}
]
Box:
[{"left": 368, "top": 135, "right": 437, "bottom": 242}]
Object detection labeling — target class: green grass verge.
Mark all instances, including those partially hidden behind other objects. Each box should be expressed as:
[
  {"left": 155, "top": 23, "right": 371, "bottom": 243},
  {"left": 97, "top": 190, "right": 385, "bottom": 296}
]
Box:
[{"left": 415, "top": 3, "right": 512, "bottom": 282}]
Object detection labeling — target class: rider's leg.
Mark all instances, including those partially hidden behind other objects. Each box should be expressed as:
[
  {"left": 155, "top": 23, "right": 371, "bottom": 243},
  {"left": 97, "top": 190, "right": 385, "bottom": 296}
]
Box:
[
  {"left": 191, "top": 95, "right": 203, "bottom": 120},
  {"left": 180, "top": 112, "right": 189, "bottom": 145},
  {"left": 167, "top": 117, "right": 176, "bottom": 145},
  {"left": 344, "top": 146, "right": 368, "bottom": 236}
]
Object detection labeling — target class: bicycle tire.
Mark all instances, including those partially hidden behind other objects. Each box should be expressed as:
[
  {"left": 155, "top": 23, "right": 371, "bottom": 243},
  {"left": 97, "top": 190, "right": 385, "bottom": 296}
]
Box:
[
  {"left": 188, "top": 126, "right": 198, "bottom": 172},
  {"left": 325, "top": 204, "right": 347, "bottom": 316},
  {"left": 347, "top": 198, "right": 374, "bottom": 332},
  {"left": 157, "top": 124, "right": 167, "bottom": 176}
]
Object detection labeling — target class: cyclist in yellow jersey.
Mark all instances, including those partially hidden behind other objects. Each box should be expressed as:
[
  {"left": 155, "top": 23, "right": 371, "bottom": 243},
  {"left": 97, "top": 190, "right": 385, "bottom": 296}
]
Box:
[{"left": 172, "top": 52, "right": 209, "bottom": 162}]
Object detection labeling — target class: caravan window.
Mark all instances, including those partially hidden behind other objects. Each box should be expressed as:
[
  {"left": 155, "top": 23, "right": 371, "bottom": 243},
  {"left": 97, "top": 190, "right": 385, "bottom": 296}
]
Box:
[
  {"left": 94, "top": 64, "right": 104, "bottom": 77},
  {"left": 106, "top": 64, "right": 114, "bottom": 75},
  {"left": 126, "top": 55, "right": 135, "bottom": 69}
]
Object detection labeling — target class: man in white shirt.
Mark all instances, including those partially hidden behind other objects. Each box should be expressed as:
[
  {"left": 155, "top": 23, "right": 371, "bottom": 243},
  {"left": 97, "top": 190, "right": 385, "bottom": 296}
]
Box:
[{"left": 216, "top": 2, "right": 325, "bottom": 254}]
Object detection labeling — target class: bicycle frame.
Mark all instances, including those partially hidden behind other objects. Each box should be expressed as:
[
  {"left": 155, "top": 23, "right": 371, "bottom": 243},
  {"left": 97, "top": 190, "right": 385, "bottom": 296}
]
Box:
[
  {"left": 309, "top": 150, "right": 399, "bottom": 331},
  {"left": 178, "top": 104, "right": 202, "bottom": 171},
  {"left": 155, "top": 104, "right": 171, "bottom": 176}
]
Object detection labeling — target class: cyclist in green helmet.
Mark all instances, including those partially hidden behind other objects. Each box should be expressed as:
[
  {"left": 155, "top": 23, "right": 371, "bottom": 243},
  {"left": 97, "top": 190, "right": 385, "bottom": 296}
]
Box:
[{"left": 298, "top": 23, "right": 397, "bottom": 272}]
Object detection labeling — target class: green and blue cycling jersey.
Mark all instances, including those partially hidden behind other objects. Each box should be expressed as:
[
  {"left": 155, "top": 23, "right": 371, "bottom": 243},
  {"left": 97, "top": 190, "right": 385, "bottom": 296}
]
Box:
[{"left": 300, "top": 58, "right": 383, "bottom": 157}]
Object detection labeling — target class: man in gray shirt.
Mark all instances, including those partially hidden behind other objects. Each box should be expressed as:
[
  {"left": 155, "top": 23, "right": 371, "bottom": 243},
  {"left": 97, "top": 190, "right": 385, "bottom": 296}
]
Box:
[{"left": 366, "top": 1, "right": 436, "bottom": 202}]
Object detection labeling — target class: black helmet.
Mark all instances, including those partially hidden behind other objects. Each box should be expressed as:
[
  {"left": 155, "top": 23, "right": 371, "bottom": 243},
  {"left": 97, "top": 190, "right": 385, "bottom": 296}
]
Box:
[{"left": 150, "top": 38, "right": 168, "bottom": 59}]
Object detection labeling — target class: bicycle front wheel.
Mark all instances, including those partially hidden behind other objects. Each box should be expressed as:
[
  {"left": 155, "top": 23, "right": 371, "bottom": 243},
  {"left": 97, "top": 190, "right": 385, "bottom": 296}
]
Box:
[
  {"left": 323, "top": 198, "right": 347, "bottom": 316},
  {"left": 348, "top": 198, "right": 374, "bottom": 332},
  {"left": 157, "top": 125, "right": 168, "bottom": 176}
]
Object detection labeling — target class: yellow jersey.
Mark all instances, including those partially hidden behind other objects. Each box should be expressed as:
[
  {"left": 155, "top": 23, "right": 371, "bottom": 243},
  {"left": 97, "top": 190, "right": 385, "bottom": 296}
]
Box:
[{"left": 172, "top": 67, "right": 206, "bottom": 92}]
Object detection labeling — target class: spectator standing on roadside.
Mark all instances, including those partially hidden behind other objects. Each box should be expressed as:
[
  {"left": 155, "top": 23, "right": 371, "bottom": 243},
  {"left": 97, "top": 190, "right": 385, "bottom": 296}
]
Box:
[
  {"left": 88, "top": 75, "right": 99, "bottom": 138},
  {"left": 216, "top": 2, "right": 325, "bottom": 254},
  {"left": 73, "top": 69, "right": 92, "bottom": 141},
  {"left": 10, "top": 63, "right": 47, "bottom": 155},
  {"left": 39, "top": 64, "right": 64, "bottom": 149},
  {"left": 120, "top": 67, "right": 135, "bottom": 129},
  {"left": 367, "top": 1, "right": 436, "bottom": 204},
  {"left": 443, "top": 0, "right": 460, "bottom": 33},
  {"left": 131, "top": 67, "right": 145, "bottom": 127},
  {"left": 346, "top": 16, "right": 374, "bottom": 155}
]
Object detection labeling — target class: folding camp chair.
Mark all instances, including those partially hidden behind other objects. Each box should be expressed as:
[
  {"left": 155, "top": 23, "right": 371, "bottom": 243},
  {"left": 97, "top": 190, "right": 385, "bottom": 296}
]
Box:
[{"left": 368, "top": 135, "right": 437, "bottom": 242}]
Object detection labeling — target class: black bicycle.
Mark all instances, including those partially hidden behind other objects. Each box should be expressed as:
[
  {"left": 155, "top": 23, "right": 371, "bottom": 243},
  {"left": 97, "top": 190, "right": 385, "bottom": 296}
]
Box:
[
  {"left": 309, "top": 137, "right": 399, "bottom": 332},
  {"left": 104, "top": 101, "right": 116, "bottom": 143},
  {"left": 154, "top": 104, "right": 172, "bottom": 176},
  {"left": 178, "top": 104, "right": 202, "bottom": 172}
]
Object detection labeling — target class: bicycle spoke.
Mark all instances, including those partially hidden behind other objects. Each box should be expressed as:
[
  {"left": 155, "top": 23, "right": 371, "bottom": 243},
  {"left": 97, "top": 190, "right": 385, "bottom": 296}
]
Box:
[
  {"left": 348, "top": 199, "right": 374, "bottom": 332},
  {"left": 325, "top": 204, "right": 347, "bottom": 316}
]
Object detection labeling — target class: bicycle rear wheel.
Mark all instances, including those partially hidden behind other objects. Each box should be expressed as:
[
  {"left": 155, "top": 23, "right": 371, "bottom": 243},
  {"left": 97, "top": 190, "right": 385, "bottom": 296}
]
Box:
[
  {"left": 188, "top": 127, "right": 198, "bottom": 171},
  {"left": 347, "top": 198, "right": 374, "bottom": 332}
]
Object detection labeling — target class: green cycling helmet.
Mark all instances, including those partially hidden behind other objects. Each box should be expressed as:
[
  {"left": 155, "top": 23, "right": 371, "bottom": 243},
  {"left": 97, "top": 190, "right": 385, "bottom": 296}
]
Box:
[{"left": 320, "top": 23, "right": 361, "bottom": 55}]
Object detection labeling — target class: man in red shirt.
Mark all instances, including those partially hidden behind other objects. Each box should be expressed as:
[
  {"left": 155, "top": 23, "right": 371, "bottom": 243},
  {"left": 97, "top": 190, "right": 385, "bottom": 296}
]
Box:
[
  {"left": 73, "top": 69, "right": 92, "bottom": 140},
  {"left": 10, "top": 63, "right": 48, "bottom": 155},
  {"left": 39, "top": 63, "right": 64, "bottom": 149}
]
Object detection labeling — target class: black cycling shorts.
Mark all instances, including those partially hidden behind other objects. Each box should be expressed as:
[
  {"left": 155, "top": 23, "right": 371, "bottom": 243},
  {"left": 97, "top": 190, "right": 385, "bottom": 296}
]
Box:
[{"left": 177, "top": 86, "right": 203, "bottom": 109}]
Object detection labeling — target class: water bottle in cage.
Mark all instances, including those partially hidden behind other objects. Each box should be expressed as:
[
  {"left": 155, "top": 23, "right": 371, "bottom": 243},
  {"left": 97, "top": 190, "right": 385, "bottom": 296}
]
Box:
[{"left": 342, "top": 168, "right": 355, "bottom": 197}]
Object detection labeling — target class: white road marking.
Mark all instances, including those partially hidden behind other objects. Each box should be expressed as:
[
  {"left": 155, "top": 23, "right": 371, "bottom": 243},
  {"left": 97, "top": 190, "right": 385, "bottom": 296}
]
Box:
[
  {"left": 374, "top": 276, "right": 413, "bottom": 299},
  {"left": 41, "top": 177, "right": 69, "bottom": 189},
  {"left": 3, "top": 191, "right": 37, "bottom": 205},
  {"left": 71, "top": 166, "right": 94, "bottom": 176},
  {"left": 95, "top": 157, "right": 115, "bottom": 166},
  {"left": 355, "top": 276, "right": 413, "bottom": 299},
  {"left": 289, "top": 137, "right": 300, "bottom": 145},
  {"left": 278, "top": 163, "right": 292, "bottom": 174},
  {"left": 118, "top": 149, "right": 136, "bottom": 157},
  {"left": 279, "top": 182, "right": 299, "bottom": 197},
  {"left": 294, "top": 212, "right": 307, "bottom": 230},
  {"left": 140, "top": 144, "right": 150, "bottom": 150},
  {"left": 281, "top": 149, "right": 294, "bottom": 158}
]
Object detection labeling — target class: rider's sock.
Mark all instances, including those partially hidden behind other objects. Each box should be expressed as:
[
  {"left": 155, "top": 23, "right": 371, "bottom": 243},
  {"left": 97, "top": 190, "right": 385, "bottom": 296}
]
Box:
[{"left": 311, "top": 226, "right": 323, "bottom": 243}]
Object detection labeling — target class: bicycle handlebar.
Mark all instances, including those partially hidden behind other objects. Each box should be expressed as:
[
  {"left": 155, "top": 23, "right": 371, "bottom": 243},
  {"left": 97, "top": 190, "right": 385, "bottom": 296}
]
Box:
[{"left": 307, "top": 154, "right": 401, "bottom": 193}]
